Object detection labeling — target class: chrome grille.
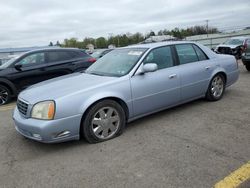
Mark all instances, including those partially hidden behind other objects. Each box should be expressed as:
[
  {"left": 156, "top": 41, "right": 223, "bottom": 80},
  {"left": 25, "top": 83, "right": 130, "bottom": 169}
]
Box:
[{"left": 17, "top": 99, "right": 28, "bottom": 116}]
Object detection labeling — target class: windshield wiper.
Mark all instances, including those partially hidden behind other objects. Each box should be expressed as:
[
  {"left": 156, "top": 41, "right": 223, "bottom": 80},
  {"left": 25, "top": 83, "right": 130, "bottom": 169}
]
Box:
[{"left": 87, "top": 72, "right": 105, "bottom": 76}]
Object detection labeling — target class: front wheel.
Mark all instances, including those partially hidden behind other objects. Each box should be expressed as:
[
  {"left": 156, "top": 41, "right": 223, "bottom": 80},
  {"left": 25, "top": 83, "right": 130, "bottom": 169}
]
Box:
[
  {"left": 82, "top": 100, "right": 126, "bottom": 143},
  {"left": 245, "top": 64, "right": 250, "bottom": 71},
  {"left": 0, "top": 85, "right": 11, "bottom": 106},
  {"left": 206, "top": 74, "right": 225, "bottom": 101}
]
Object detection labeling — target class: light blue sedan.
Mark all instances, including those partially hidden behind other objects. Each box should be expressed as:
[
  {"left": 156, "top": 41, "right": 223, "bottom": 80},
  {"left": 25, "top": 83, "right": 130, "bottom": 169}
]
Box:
[{"left": 13, "top": 41, "right": 239, "bottom": 143}]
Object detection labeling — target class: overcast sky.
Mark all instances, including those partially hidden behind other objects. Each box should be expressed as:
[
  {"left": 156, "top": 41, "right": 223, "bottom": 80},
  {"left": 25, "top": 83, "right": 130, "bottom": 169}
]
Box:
[{"left": 0, "top": 0, "right": 250, "bottom": 48}]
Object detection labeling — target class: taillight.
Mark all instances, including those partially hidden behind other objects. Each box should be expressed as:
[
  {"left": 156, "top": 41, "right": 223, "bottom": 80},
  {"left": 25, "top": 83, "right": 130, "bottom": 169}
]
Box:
[
  {"left": 88, "top": 58, "right": 96, "bottom": 63},
  {"left": 243, "top": 40, "right": 248, "bottom": 52}
]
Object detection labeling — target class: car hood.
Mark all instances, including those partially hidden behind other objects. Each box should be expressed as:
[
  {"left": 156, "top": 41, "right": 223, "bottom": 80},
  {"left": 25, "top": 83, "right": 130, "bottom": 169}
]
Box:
[
  {"left": 19, "top": 73, "right": 117, "bottom": 104},
  {"left": 216, "top": 44, "right": 241, "bottom": 49}
]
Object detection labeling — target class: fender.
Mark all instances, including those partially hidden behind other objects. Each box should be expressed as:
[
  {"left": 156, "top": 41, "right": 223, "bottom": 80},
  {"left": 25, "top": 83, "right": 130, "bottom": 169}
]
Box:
[
  {"left": 78, "top": 91, "right": 133, "bottom": 119},
  {"left": 0, "top": 78, "right": 18, "bottom": 96}
]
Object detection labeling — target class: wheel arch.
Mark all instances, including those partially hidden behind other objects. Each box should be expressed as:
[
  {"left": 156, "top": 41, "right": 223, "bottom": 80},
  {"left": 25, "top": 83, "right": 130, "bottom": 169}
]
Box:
[
  {"left": 79, "top": 96, "right": 130, "bottom": 138},
  {"left": 210, "top": 68, "right": 227, "bottom": 85},
  {"left": 0, "top": 78, "right": 17, "bottom": 97}
]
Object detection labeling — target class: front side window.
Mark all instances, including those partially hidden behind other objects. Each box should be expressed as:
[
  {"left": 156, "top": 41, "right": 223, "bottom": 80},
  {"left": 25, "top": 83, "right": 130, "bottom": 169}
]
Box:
[
  {"left": 175, "top": 44, "right": 199, "bottom": 65},
  {"left": 86, "top": 48, "right": 147, "bottom": 77},
  {"left": 17, "top": 53, "right": 45, "bottom": 66},
  {"left": 143, "top": 46, "right": 174, "bottom": 69}
]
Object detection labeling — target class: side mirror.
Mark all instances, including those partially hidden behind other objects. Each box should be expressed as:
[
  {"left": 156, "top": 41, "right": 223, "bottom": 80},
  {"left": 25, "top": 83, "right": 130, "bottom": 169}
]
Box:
[
  {"left": 142, "top": 63, "right": 158, "bottom": 73},
  {"left": 14, "top": 64, "right": 22, "bottom": 71}
]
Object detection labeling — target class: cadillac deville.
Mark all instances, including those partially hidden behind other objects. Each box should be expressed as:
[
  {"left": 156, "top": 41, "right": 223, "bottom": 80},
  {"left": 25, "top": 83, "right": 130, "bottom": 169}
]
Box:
[{"left": 13, "top": 41, "right": 239, "bottom": 143}]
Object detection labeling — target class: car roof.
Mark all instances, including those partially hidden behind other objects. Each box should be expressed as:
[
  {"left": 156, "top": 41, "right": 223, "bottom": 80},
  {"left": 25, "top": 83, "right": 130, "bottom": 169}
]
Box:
[
  {"left": 123, "top": 40, "right": 196, "bottom": 49},
  {"left": 27, "top": 47, "right": 81, "bottom": 53}
]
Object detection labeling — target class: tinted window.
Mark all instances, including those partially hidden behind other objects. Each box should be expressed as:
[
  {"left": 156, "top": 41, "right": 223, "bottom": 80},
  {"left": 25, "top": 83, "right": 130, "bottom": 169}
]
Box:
[
  {"left": 175, "top": 44, "right": 199, "bottom": 64},
  {"left": 70, "top": 51, "right": 87, "bottom": 58},
  {"left": 47, "top": 51, "right": 73, "bottom": 62},
  {"left": 193, "top": 45, "right": 208, "bottom": 61},
  {"left": 143, "top": 46, "right": 174, "bottom": 69},
  {"left": 17, "top": 53, "right": 45, "bottom": 66}
]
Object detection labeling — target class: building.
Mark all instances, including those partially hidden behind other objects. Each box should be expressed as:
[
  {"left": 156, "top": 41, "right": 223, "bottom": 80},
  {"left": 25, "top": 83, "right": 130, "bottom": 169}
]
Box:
[{"left": 143, "top": 35, "right": 177, "bottom": 43}]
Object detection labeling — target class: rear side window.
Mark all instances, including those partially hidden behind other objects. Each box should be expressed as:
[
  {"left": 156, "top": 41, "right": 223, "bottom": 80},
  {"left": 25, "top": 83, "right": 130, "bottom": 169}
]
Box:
[
  {"left": 143, "top": 46, "right": 174, "bottom": 70},
  {"left": 193, "top": 45, "right": 208, "bottom": 61},
  {"left": 175, "top": 44, "right": 199, "bottom": 65},
  {"left": 47, "top": 51, "right": 73, "bottom": 62},
  {"left": 70, "top": 50, "right": 88, "bottom": 58}
]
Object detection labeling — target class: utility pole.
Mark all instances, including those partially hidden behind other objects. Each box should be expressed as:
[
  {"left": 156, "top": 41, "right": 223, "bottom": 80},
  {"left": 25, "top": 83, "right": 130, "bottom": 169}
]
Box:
[{"left": 206, "top": 20, "right": 209, "bottom": 37}]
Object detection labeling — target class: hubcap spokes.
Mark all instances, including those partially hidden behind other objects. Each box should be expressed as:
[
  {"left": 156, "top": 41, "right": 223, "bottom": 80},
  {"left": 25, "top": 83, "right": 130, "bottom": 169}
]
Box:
[
  {"left": 91, "top": 107, "right": 120, "bottom": 139},
  {"left": 0, "top": 89, "right": 8, "bottom": 105},
  {"left": 211, "top": 76, "right": 224, "bottom": 98}
]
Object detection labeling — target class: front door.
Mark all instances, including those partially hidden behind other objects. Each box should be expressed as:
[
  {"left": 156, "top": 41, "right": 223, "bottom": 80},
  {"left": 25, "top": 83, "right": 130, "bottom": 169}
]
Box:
[{"left": 130, "top": 46, "right": 181, "bottom": 117}]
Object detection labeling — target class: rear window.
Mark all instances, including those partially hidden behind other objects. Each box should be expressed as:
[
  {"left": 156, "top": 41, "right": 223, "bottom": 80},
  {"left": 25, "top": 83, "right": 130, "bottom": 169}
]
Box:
[
  {"left": 47, "top": 51, "right": 73, "bottom": 62},
  {"left": 70, "top": 50, "right": 88, "bottom": 58},
  {"left": 193, "top": 45, "right": 208, "bottom": 61},
  {"left": 224, "top": 39, "right": 244, "bottom": 45}
]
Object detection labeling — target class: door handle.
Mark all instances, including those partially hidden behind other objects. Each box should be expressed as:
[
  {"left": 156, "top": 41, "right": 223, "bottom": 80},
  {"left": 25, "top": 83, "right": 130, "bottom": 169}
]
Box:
[{"left": 169, "top": 74, "right": 177, "bottom": 79}]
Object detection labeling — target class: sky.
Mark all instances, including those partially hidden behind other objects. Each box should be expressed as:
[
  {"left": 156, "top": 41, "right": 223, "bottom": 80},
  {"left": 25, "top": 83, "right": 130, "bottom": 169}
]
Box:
[{"left": 0, "top": 0, "right": 250, "bottom": 48}]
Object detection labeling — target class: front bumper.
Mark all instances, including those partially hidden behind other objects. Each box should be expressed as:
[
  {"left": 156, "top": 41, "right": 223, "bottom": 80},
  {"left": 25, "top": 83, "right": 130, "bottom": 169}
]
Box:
[{"left": 13, "top": 107, "right": 82, "bottom": 143}]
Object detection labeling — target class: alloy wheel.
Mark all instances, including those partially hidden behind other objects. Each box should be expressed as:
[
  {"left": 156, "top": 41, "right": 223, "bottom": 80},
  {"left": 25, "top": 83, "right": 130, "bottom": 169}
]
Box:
[
  {"left": 211, "top": 76, "right": 224, "bottom": 98},
  {"left": 91, "top": 107, "right": 120, "bottom": 139},
  {"left": 0, "top": 88, "right": 9, "bottom": 105}
]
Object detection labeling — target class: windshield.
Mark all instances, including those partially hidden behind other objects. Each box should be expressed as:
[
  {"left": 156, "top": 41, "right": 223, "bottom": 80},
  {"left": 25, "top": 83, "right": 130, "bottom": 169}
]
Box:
[
  {"left": 0, "top": 56, "right": 19, "bottom": 69},
  {"left": 224, "top": 39, "right": 244, "bottom": 45},
  {"left": 85, "top": 48, "right": 147, "bottom": 77}
]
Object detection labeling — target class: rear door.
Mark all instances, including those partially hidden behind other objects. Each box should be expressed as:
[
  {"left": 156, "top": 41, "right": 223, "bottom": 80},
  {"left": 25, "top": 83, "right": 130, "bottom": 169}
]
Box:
[
  {"left": 174, "top": 44, "right": 215, "bottom": 101},
  {"left": 131, "top": 46, "right": 181, "bottom": 117},
  {"left": 43, "top": 50, "right": 77, "bottom": 80},
  {"left": 44, "top": 50, "right": 93, "bottom": 80}
]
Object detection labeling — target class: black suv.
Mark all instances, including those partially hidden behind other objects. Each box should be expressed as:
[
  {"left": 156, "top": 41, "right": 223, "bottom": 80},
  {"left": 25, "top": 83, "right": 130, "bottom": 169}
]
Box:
[{"left": 0, "top": 48, "right": 96, "bottom": 105}]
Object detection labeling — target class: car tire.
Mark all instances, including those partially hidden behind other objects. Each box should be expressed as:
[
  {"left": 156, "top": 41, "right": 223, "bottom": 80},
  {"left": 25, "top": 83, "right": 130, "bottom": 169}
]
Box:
[
  {"left": 82, "top": 100, "right": 126, "bottom": 143},
  {"left": 0, "top": 85, "right": 11, "bottom": 106},
  {"left": 245, "top": 64, "right": 250, "bottom": 72},
  {"left": 206, "top": 74, "right": 225, "bottom": 101}
]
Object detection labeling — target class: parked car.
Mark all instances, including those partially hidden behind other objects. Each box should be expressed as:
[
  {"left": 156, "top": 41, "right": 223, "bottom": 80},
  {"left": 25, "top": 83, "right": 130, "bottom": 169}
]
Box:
[
  {"left": 214, "top": 36, "right": 250, "bottom": 59},
  {"left": 91, "top": 49, "right": 113, "bottom": 59},
  {"left": 13, "top": 41, "right": 239, "bottom": 143},
  {"left": 0, "top": 48, "right": 96, "bottom": 105},
  {"left": 242, "top": 39, "right": 250, "bottom": 71}
]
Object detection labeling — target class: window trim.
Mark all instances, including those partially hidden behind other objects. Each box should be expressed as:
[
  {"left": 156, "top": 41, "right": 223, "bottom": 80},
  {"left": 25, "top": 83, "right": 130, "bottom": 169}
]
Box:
[
  {"left": 15, "top": 52, "right": 46, "bottom": 68},
  {"left": 192, "top": 44, "right": 209, "bottom": 61},
  {"left": 132, "top": 45, "right": 178, "bottom": 76},
  {"left": 173, "top": 43, "right": 209, "bottom": 66}
]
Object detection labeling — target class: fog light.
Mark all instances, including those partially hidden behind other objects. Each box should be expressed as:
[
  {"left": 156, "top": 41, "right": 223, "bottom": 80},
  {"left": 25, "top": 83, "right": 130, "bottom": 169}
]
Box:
[{"left": 32, "top": 133, "right": 41, "bottom": 139}]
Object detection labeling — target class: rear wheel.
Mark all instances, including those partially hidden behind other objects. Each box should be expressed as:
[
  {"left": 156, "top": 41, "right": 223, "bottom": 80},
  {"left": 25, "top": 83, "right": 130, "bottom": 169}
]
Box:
[
  {"left": 82, "top": 100, "right": 126, "bottom": 143},
  {"left": 245, "top": 64, "right": 250, "bottom": 71},
  {"left": 0, "top": 85, "right": 11, "bottom": 106},
  {"left": 206, "top": 74, "right": 225, "bottom": 101}
]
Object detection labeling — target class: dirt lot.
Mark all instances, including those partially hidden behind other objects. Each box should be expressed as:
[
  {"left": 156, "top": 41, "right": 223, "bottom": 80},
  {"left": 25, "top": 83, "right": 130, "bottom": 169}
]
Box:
[{"left": 0, "top": 63, "right": 249, "bottom": 188}]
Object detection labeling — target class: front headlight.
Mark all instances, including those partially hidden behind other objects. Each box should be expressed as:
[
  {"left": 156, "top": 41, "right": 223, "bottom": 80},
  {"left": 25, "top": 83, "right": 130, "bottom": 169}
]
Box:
[{"left": 31, "top": 101, "right": 55, "bottom": 120}]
